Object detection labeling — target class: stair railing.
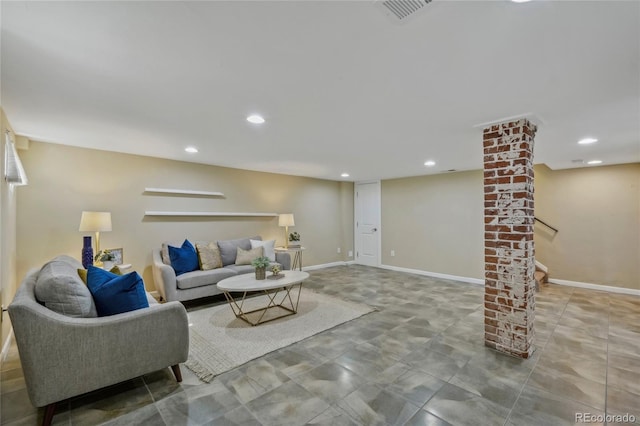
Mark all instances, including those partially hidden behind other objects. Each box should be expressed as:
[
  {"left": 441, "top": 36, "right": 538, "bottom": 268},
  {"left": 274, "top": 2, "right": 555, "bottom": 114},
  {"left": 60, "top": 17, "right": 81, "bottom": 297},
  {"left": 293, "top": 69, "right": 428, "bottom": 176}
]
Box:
[{"left": 535, "top": 217, "right": 558, "bottom": 233}]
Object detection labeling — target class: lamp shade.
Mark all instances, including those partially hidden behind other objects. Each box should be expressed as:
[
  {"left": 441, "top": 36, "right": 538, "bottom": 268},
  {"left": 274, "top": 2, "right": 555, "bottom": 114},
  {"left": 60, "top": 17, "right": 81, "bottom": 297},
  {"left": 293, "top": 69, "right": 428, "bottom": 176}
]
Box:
[
  {"left": 79, "top": 211, "right": 112, "bottom": 232},
  {"left": 278, "top": 213, "right": 295, "bottom": 227}
]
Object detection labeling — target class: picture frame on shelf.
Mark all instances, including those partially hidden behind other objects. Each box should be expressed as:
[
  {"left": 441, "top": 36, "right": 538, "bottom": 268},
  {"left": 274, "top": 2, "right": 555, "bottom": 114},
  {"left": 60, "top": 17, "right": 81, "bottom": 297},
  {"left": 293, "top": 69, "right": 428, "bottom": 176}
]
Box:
[{"left": 107, "top": 248, "right": 124, "bottom": 265}]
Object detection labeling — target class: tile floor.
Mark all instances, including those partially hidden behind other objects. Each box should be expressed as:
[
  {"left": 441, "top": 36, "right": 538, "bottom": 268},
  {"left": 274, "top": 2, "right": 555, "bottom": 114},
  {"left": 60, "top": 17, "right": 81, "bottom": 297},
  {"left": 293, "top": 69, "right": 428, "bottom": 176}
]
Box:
[{"left": 1, "top": 265, "right": 639, "bottom": 425}]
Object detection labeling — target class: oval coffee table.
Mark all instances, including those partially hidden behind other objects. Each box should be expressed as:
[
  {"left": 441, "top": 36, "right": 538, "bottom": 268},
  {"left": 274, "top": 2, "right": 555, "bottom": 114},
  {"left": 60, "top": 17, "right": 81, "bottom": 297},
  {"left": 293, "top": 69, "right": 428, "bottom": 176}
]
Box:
[{"left": 217, "top": 270, "right": 310, "bottom": 326}]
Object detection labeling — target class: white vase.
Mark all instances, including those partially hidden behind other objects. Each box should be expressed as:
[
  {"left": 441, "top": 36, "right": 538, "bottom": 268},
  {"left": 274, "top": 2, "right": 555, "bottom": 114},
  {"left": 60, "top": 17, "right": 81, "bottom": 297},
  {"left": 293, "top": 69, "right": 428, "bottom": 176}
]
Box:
[{"left": 102, "top": 261, "right": 114, "bottom": 271}]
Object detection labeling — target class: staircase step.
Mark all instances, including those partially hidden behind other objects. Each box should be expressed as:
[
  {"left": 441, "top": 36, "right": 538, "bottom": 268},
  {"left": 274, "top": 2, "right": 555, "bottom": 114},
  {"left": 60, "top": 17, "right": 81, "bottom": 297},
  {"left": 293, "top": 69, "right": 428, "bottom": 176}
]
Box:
[{"left": 534, "top": 270, "right": 548, "bottom": 292}]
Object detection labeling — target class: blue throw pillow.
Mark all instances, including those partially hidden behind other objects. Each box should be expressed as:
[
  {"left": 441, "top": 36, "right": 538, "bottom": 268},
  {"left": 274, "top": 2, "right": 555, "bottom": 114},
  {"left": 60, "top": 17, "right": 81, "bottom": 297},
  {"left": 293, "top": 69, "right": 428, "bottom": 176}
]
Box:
[
  {"left": 86, "top": 266, "right": 149, "bottom": 317},
  {"left": 168, "top": 239, "right": 199, "bottom": 275}
]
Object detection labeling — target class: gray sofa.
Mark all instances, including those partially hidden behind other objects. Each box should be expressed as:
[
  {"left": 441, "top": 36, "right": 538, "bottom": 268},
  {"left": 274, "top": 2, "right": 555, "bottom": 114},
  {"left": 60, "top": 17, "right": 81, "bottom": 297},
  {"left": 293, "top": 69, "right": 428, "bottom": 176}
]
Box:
[
  {"left": 8, "top": 256, "right": 189, "bottom": 426},
  {"left": 152, "top": 236, "right": 291, "bottom": 302}
]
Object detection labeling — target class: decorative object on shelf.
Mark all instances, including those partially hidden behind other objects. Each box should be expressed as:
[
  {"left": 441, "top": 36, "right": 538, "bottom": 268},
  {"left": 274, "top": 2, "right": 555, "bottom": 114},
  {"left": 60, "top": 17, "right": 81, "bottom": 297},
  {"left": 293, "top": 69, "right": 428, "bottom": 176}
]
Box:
[
  {"left": 79, "top": 211, "right": 112, "bottom": 255},
  {"left": 144, "top": 188, "right": 225, "bottom": 197},
  {"left": 95, "top": 249, "right": 116, "bottom": 270},
  {"left": 251, "top": 256, "right": 270, "bottom": 280},
  {"left": 81, "top": 236, "right": 93, "bottom": 269},
  {"left": 268, "top": 265, "right": 284, "bottom": 280},
  {"left": 288, "top": 231, "right": 302, "bottom": 248},
  {"left": 279, "top": 213, "right": 295, "bottom": 249}
]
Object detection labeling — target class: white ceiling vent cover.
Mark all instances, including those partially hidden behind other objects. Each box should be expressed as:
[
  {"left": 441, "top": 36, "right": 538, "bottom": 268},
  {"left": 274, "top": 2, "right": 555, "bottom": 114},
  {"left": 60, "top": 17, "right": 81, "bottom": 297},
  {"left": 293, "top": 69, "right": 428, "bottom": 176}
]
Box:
[{"left": 377, "top": 0, "right": 432, "bottom": 23}]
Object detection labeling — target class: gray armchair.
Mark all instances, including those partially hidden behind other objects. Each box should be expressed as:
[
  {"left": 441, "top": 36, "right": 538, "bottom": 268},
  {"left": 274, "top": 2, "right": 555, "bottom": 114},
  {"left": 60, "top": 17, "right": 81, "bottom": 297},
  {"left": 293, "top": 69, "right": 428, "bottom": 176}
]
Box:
[{"left": 8, "top": 267, "right": 189, "bottom": 426}]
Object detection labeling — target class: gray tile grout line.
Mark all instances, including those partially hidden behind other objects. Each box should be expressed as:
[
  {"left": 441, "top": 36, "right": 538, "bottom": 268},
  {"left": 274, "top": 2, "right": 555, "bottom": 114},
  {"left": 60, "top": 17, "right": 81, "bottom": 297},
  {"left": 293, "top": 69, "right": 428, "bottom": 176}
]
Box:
[{"left": 502, "top": 286, "right": 575, "bottom": 426}]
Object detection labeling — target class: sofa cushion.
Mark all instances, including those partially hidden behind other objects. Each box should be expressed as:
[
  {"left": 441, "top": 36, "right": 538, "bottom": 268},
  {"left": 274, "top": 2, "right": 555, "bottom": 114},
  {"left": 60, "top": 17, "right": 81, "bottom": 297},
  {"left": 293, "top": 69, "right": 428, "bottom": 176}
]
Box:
[
  {"left": 196, "top": 242, "right": 223, "bottom": 270},
  {"left": 169, "top": 239, "right": 199, "bottom": 275},
  {"left": 35, "top": 257, "right": 98, "bottom": 318},
  {"left": 250, "top": 239, "right": 276, "bottom": 261},
  {"left": 217, "top": 236, "right": 260, "bottom": 266},
  {"left": 86, "top": 266, "right": 149, "bottom": 316},
  {"left": 225, "top": 264, "right": 256, "bottom": 275},
  {"left": 176, "top": 268, "right": 237, "bottom": 290},
  {"left": 235, "top": 246, "right": 264, "bottom": 265},
  {"left": 225, "top": 262, "right": 283, "bottom": 275}
]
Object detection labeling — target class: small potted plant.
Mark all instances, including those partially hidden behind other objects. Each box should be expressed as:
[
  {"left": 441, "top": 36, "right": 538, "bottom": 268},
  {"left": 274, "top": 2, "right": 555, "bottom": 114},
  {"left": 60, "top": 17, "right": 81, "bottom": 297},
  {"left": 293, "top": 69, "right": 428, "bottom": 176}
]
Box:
[
  {"left": 251, "top": 256, "right": 270, "bottom": 280},
  {"left": 288, "top": 231, "right": 301, "bottom": 248},
  {"left": 95, "top": 249, "right": 115, "bottom": 270}
]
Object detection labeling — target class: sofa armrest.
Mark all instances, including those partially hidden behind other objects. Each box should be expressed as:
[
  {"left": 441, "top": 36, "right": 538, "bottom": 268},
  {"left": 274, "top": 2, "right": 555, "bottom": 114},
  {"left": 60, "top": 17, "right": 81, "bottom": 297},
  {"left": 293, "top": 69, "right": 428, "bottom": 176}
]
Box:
[
  {"left": 9, "top": 297, "right": 188, "bottom": 408},
  {"left": 152, "top": 249, "right": 178, "bottom": 302},
  {"left": 276, "top": 252, "right": 291, "bottom": 270}
]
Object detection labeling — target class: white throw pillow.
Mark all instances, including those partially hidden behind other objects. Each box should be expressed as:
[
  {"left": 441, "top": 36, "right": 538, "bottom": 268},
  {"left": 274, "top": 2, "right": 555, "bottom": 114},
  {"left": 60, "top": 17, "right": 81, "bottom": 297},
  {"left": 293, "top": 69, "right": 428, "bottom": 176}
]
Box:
[{"left": 250, "top": 239, "right": 276, "bottom": 262}]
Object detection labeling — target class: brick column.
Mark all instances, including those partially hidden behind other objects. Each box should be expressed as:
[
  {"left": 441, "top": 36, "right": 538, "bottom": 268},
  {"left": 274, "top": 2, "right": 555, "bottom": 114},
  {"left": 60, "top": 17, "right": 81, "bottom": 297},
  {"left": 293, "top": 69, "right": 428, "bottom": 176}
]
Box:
[{"left": 483, "top": 118, "right": 536, "bottom": 359}]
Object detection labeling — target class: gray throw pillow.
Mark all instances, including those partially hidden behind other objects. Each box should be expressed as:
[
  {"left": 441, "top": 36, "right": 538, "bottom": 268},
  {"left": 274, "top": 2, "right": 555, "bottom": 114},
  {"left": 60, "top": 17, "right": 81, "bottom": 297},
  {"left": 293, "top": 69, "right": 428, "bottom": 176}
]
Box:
[
  {"left": 217, "top": 236, "right": 261, "bottom": 266},
  {"left": 35, "top": 258, "right": 98, "bottom": 318}
]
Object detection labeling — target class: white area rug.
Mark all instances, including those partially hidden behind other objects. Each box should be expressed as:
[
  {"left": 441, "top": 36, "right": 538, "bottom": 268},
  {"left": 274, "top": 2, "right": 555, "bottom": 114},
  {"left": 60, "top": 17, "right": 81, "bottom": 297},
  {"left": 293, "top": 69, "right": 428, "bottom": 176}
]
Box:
[{"left": 185, "top": 290, "right": 374, "bottom": 382}]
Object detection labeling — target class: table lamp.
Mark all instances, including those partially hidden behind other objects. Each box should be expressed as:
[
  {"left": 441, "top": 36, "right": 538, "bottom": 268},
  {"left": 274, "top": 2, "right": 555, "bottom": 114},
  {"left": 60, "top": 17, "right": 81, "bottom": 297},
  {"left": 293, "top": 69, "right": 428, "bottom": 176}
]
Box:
[
  {"left": 278, "top": 213, "right": 295, "bottom": 249},
  {"left": 79, "top": 211, "right": 112, "bottom": 255}
]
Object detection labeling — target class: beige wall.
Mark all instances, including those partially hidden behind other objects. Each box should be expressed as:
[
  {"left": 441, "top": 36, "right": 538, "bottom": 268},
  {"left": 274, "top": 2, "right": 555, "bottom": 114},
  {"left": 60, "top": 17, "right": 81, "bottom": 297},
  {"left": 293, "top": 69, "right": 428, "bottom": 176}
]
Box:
[
  {"left": 380, "top": 164, "right": 640, "bottom": 290},
  {"left": 13, "top": 137, "right": 639, "bottom": 292},
  {"left": 534, "top": 163, "right": 640, "bottom": 289},
  {"left": 381, "top": 170, "right": 485, "bottom": 280},
  {"left": 1, "top": 110, "right": 19, "bottom": 346},
  {"left": 17, "top": 142, "right": 353, "bottom": 291}
]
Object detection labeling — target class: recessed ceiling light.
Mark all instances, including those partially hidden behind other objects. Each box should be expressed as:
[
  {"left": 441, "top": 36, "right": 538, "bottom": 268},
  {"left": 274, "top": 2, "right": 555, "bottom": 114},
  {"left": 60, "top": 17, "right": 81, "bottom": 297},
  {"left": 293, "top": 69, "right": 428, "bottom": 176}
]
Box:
[
  {"left": 424, "top": 161, "right": 436, "bottom": 167},
  {"left": 341, "top": 173, "right": 350, "bottom": 178},
  {"left": 511, "top": 0, "right": 532, "bottom": 3},
  {"left": 185, "top": 147, "right": 198, "bottom": 153},
  {"left": 247, "top": 115, "right": 265, "bottom": 124},
  {"left": 587, "top": 160, "right": 603, "bottom": 165},
  {"left": 578, "top": 137, "right": 598, "bottom": 145}
]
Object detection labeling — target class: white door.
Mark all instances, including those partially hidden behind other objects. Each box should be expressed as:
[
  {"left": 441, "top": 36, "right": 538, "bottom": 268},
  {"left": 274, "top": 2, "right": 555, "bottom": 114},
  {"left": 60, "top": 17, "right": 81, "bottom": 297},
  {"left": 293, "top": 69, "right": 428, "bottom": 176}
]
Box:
[{"left": 355, "top": 181, "right": 380, "bottom": 267}]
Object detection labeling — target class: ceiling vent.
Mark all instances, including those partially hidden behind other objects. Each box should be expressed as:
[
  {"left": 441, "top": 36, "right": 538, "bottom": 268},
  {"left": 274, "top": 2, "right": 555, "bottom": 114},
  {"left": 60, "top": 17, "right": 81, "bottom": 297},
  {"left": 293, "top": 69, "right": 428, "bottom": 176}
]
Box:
[{"left": 377, "top": 0, "right": 432, "bottom": 23}]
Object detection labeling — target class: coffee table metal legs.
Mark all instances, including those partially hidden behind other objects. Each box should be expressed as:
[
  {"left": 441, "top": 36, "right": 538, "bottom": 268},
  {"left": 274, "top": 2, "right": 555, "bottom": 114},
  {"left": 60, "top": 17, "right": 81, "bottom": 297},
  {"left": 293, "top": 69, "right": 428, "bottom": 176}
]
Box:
[{"left": 222, "top": 283, "right": 302, "bottom": 326}]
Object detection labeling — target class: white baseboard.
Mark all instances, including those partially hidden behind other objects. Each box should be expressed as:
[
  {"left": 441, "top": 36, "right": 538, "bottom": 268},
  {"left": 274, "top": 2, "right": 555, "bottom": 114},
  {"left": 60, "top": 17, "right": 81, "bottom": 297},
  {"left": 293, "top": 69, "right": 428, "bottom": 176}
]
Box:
[
  {"left": 301, "top": 262, "right": 639, "bottom": 297},
  {"left": 1, "top": 330, "right": 14, "bottom": 362},
  {"left": 303, "top": 261, "right": 350, "bottom": 271},
  {"left": 548, "top": 278, "right": 640, "bottom": 296},
  {"left": 379, "top": 264, "right": 484, "bottom": 285}
]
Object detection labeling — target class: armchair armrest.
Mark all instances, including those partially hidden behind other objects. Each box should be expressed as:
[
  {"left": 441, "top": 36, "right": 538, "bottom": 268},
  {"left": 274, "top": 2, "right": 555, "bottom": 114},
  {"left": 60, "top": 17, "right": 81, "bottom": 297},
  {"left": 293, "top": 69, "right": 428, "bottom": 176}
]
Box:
[
  {"left": 152, "top": 249, "right": 177, "bottom": 301},
  {"left": 276, "top": 251, "right": 291, "bottom": 270}
]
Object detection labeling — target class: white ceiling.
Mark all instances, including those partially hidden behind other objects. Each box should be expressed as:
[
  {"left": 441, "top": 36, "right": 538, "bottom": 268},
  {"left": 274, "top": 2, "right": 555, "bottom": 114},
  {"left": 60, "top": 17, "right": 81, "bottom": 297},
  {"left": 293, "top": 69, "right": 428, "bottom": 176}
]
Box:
[{"left": 2, "top": 1, "right": 639, "bottom": 181}]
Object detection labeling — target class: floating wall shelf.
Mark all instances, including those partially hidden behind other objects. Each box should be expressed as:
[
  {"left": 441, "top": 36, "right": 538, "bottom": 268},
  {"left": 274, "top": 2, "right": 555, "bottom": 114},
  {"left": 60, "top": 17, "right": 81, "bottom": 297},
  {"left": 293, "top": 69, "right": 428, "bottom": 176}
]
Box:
[
  {"left": 144, "top": 188, "right": 225, "bottom": 197},
  {"left": 144, "top": 211, "right": 278, "bottom": 217}
]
